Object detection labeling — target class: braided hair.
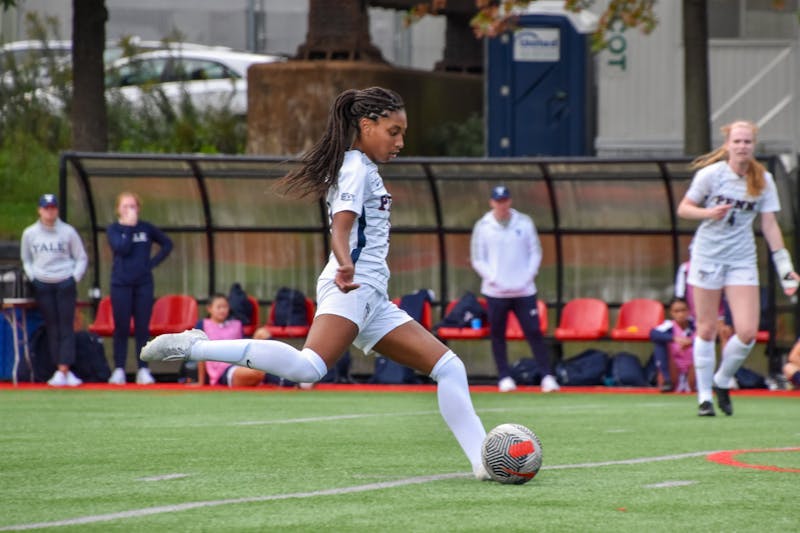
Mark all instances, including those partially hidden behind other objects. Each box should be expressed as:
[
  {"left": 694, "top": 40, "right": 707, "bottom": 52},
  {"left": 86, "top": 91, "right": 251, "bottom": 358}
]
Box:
[{"left": 279, "top": 87, "right": 404, "bottom": 199}]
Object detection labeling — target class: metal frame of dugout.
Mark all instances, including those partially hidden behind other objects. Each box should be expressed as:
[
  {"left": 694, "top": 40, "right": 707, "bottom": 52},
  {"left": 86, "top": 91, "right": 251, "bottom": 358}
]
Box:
[{"left": 59, "top": 152, "right": 799, "bottom": 378}]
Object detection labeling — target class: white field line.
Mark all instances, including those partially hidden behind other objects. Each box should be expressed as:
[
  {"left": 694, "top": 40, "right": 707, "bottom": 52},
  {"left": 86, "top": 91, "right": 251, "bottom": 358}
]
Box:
[
  {"left": 232, "top": 407, "right": 514, "bottom": 426},
  {"left": 0, "top": 449, "right": 724, "bottom": 531}
]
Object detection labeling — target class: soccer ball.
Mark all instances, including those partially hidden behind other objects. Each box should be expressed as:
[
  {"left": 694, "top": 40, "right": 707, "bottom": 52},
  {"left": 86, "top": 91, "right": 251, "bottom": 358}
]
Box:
[{"left": 481, "top": 423, "right": 543, "bottom": 484}]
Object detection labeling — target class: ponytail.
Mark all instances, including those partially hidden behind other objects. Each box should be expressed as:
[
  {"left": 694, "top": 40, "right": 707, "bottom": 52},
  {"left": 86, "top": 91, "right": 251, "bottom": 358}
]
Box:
[{"left": 278, "top": 87, "right": 404, "bottom": 199}]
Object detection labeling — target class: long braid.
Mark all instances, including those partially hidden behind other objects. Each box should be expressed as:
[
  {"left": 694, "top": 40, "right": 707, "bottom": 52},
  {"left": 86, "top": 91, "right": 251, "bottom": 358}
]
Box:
[{"left": 278, "top": 87, "right": 404, "bottom": 199}]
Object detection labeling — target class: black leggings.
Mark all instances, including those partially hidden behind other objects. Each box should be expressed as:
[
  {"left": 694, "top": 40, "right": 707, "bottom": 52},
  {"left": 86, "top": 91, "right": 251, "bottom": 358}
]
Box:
[{"left": 33, "top": 278, "right": 77, "bottom": 367}]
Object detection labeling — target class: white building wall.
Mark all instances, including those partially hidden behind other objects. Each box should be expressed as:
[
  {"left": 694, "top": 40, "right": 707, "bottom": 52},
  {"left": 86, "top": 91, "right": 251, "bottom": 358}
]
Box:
[{"left": 595, "top": 1, "right": 799, "bottom": 158}]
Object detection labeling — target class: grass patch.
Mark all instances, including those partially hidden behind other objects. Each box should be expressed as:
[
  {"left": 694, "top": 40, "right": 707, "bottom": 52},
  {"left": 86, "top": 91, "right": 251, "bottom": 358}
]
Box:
[{"left": 0, "top": 388, "right": 797, "bottom": 531}]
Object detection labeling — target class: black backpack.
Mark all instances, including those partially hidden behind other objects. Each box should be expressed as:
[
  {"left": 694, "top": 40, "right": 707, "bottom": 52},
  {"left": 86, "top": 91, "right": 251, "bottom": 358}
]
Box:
[
  {"left": 433, "top": 291, "right": 487, "bottom": 331},
  {"left": 608, "top": 351, "right": 647, "bottom": 386},
  {"left": 72, "top": 331, "right": 111, "bottom": 383},
  {"left": 15, "top": 325, "right": 56, "bottom": 383},
  {"left": 511, "top": 357, "right": 543, "bottom": 385},
  {"left": 272, "top": 287, "right": 309, "bottom": 326},
  {"left": 228, "top": 283, "right": 253, "bottom": 325},
  {"left": 555, "top": 349, "right": 610, "bottom": 386}
]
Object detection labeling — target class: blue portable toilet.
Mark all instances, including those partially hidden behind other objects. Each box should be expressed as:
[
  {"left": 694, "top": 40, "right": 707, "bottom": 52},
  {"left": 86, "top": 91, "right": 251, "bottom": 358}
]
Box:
[{"left": 486, "top": 5, "right": 597, "bottom": 156}]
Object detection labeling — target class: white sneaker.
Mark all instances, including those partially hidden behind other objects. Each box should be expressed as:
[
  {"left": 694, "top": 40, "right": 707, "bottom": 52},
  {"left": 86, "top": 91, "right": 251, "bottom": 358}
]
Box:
[
  {"left": 47, "top": 370, "right": 67, "bottom": 387},
  {"left": 298, "top": 382, "right": 315, "bottom": 390},
  {"left": 65, "top": 371, "right": 83, "bottom": 387},
  {"left": 136, "top": 367, "right": 156, "bottom": 385},
  {"left": 541, "top": 374, "right": 560, "bottom": 393},
  {"left": 140, "top": 329, "right": 208, "bottom": 362},
  {"left": 108, "top": 368, "right": 126, "bottom": 385},
  {"left": 498, "top": 376, "right": 517, "bottom": 392},
  {"left": 474, "top": 462, "right": 492, "bottom": 481}
]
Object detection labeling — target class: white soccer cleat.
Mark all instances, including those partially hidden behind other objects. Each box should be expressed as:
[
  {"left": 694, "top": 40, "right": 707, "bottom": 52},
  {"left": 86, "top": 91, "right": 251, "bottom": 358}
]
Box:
[
  {"left": 541, "top": 374, "right": 560, "bottom": 393},
  {"left": 498, "top": 376, "right": 517, "bottom": 392},
  {"left": 47, "top": 370, "right": 67, "bottom": 387},
  {"left": 136, "top": 367, "right": 156, "bottom": 385},
  {"left": 108, "top": 367, "right": 126, "bottom": 385},
  {"left": 65, "top": 371, "right": 83, "bottom": 387},
  {"left": 473, "top": 462, "right": 492, "bottom": 481},
  {"left": 140, "top": 329, "right": 208, "bottom": 362}
]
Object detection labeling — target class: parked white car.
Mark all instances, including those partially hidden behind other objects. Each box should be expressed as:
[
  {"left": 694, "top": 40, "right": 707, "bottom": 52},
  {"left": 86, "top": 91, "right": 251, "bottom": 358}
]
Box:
[{"left": 104, "top": 49, "right": 286, "bottom": 116}]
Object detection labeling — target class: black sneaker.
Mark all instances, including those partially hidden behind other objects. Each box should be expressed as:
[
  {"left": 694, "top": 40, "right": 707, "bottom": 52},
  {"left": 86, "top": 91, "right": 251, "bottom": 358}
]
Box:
[
  {"left": 697, "top": 401, "right": 716, "bottom": 417},
  {"left": 713, "top": 386, "right": 733, "bottom": 416},
  {"left": 660, "top": 381, "right": 673, "bottom": 393}
]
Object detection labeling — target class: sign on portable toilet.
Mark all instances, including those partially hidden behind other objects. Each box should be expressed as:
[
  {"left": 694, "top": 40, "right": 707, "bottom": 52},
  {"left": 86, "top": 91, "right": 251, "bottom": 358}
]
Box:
[{"left": 486, "top": 2, "right": 598, "bottom": 156}]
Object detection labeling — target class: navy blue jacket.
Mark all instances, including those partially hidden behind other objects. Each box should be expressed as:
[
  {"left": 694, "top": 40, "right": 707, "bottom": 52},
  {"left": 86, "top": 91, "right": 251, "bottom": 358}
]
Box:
[{"left": 107, "top": 221, "right": 173, "bottom": 286}]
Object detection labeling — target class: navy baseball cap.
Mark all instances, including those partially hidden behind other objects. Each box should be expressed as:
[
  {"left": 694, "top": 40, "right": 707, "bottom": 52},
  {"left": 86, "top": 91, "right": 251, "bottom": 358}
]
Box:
[
  {"left": 490, "top": 185, "right": 510, "bottom": 200},
  {"left": 38, "top": 194, "right": 58, "bottom": 208}
]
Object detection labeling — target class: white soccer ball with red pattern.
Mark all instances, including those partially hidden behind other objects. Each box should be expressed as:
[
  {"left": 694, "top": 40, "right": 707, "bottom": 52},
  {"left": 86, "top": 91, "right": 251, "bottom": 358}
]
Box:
[{"left": 481, "top": 423, "right": 543, "bottom": 484}]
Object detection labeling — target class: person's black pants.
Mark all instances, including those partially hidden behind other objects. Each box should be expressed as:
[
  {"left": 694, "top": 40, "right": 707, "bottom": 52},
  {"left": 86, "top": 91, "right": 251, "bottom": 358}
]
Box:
[
  {"left": 111, "top": 281, "right": 154, "bottom": 369},
  {"left": 486, "top": 294, "right": 552, "bottom": 379},
  {"left": 33, "top": 277, "right": 77, "bottom": 367}
]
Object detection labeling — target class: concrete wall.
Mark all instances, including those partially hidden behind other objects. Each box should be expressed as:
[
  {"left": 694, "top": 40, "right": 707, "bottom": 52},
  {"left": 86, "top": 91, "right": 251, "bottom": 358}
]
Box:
[{"left": 246, "top": 61, "right": 482, "bottom": 156}]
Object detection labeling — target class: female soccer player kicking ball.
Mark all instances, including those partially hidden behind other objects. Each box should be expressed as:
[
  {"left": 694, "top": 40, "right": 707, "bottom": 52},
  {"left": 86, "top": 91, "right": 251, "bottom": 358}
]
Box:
[{"left": 141, "top": 87, "right": 491, "bottom": 480}]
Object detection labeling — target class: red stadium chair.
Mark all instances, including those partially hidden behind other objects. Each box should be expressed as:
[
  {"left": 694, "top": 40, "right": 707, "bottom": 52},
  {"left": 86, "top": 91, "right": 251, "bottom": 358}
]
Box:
[
  {"left": 88, "top": 296, "right": 133, "bottom": 337},
  {"left": 265, "top": 296, "right": 315, "bottom": 338},
  {"left": 554, "top": 298, "right": 609, "bottom": 341},
  {"left": 242, "top": 295, "right": 260, "bottom": 337},
  {"left": 391, "top": 297, "right": 433, "bottom": 330},
  {"left": 436, "top": 297, "right": 490, "bottom": 339},
  {"left": 506, "top": 298, "right": 549, "bottom": 339},
  {"left": 149, "top": 294, "right": 199, "bottom": 336},
  {"left": 755, "top": 330, "right": 769, "bottom": 343},
  {"left": 610, "top": 298, "right": 665, "bottom": 341}
]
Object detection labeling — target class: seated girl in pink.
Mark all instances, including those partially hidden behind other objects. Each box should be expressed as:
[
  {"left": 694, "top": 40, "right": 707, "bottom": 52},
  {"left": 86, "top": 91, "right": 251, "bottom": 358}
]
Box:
[
  {"left": 197, "top": 294, "right": 266, "bottom": 387},
  {"left": 650, "top": 297, "right": 696, "bottom": 393}
]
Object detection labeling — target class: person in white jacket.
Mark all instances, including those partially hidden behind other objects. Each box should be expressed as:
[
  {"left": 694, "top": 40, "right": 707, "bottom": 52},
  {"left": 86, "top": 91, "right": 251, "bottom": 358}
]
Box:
[{"left": 470, "top": 185, "right": 558, "bottom": 393}]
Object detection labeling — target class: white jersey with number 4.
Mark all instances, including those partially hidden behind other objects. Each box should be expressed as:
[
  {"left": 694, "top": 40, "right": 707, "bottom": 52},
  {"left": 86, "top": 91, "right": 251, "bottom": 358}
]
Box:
[
  {"left": 319, "top": 150, "right": 392, "bottom": 291},
  {"left": 685, "top": 160, "right": 780, "bottom": 267}
]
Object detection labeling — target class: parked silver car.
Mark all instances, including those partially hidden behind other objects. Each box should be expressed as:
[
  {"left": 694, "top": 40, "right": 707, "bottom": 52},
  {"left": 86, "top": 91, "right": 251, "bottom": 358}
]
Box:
[{"left": 104, "top": 49, "right": 286, "bottom": 115}]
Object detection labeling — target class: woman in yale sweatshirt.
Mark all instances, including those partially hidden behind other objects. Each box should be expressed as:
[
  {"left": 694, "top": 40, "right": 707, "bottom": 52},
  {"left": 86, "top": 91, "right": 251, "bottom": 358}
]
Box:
[
  {"left": 106, "top": 192, "right": 172, "bottom": 385},
  {"left": 21, "top": 193, "right": 88, "bottom": 387}
]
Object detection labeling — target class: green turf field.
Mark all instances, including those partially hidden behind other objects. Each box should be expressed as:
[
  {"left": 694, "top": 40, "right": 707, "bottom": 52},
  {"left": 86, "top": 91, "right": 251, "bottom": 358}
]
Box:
[{"left": 1, "top": 388, "right": 797, "bottom": 532}]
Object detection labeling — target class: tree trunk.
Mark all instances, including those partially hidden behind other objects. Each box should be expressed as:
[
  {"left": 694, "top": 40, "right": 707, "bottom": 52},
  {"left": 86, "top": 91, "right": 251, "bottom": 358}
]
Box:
[
  {"left": 683, "top": 0, "right": 711, "bottom": 155},
  {"left": 435, "top": 11, "right": 483, "bottom": 73},
  {"left": 297, "top": 0, "right": 385, "bottom": 62},
  {"left": 71, "top": 0, "right": 108, "bottom": 151}
]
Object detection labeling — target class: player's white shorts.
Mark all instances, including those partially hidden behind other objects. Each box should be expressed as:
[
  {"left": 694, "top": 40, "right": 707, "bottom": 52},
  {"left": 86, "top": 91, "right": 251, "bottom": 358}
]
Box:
[
  {"left": 688, "top": 258, "right": 759, "bottom": 290},
  {"left": 315, "top": 279, "right": 413, "bottom": 354}
]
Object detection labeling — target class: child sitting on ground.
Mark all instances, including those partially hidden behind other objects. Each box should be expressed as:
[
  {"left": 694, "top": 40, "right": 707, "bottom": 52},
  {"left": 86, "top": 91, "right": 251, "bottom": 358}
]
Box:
[
  {"left": 650, "top": 297, "right": 696, "bottom": 393},
  {"left": 197, "top": 294, "right": 268, "bottom": 387}
]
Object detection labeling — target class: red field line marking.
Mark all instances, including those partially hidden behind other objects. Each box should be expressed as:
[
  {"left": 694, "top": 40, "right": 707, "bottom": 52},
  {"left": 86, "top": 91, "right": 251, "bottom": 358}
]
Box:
[{"left": 706, "top": 447, "right": 800, "bottom": 473}]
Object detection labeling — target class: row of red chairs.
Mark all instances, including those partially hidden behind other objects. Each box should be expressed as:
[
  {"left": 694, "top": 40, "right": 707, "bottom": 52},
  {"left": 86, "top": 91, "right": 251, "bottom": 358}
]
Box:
[
  {"left": 436, "top": 296, "right": 770, "bottom": 343},
  {"left": 89, "top": 294, "right": 770, "bottom": 344},
  {"left": 88, "top": 294, "right": 317, "bottom": 339}
]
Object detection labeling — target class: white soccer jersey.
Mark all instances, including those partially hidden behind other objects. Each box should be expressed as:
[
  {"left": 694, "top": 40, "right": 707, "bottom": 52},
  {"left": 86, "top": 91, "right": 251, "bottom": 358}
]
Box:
[
  {"left": 319, "top": 150, "right": 392, "bottom": 291},
  {"left": 684, "top": 161, "right": 780, "bottom": 266},
  {"left": 470, "top": 208, "right": 542, "bottom": 298}
]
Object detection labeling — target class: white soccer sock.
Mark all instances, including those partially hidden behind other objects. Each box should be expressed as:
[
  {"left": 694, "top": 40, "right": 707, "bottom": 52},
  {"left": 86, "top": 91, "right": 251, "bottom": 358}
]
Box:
[
  {"left": 191, "top": 340, "right": 328, "bottom": 383},
  {"left": 714, "top": 334, "right": 754, "bottom": 389},
  {"left": 693, "top": 336, "right": 716, "bottom": 404},
  {"left": 430, "top": 350, "right": 487, "bottom": 471}
]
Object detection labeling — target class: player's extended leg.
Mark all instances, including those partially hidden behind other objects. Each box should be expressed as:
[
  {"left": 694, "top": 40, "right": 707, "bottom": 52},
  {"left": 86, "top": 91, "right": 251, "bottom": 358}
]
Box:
[
  {"left": 373, "top": 321, "right": 488, "bottom": 479},
  {"left": 141, "top": 314, "right": 356, "bottom": 384}
]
